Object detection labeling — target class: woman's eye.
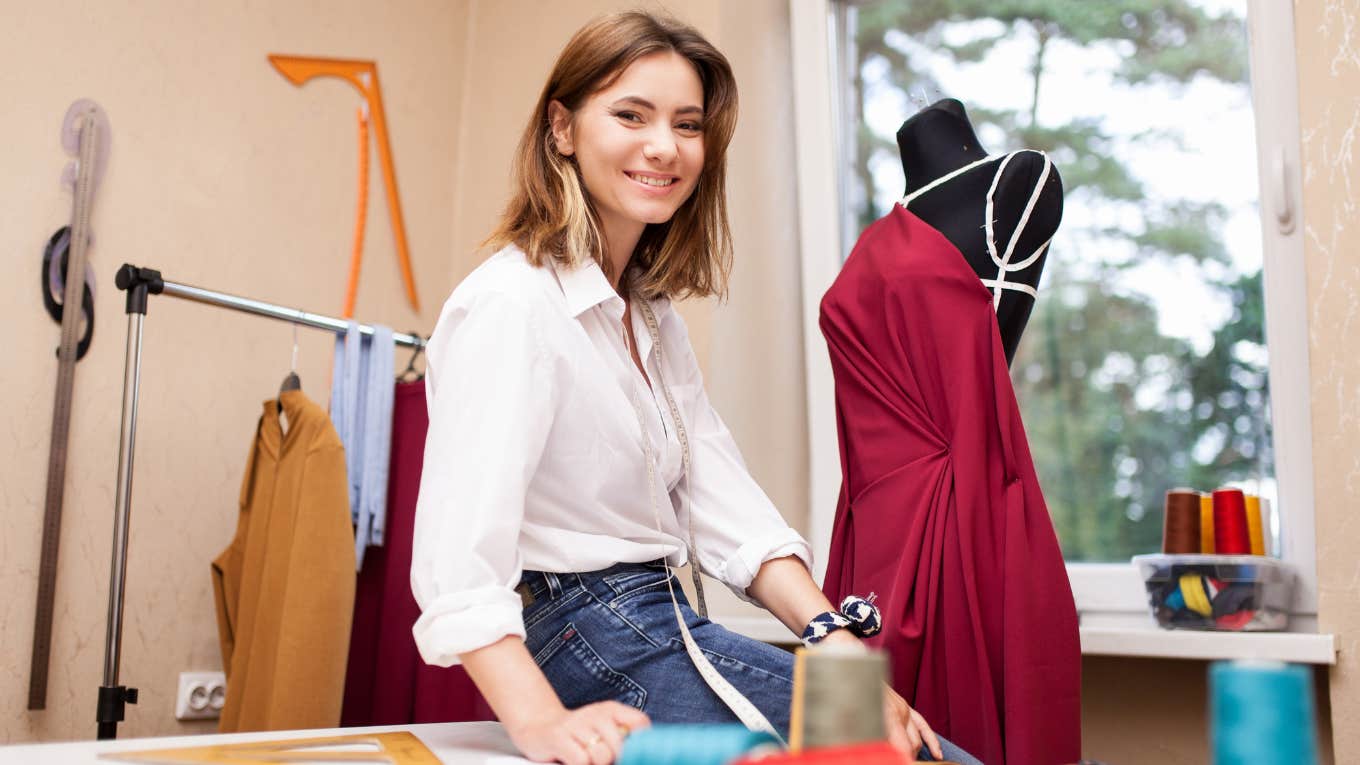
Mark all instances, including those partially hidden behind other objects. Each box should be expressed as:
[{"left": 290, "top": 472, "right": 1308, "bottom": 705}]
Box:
[
  {"left": 614, "top": 110, "right": 643, "bottom": 123},
  {"left": 676, "top": 122, "right": 704, "bottom": 133}
]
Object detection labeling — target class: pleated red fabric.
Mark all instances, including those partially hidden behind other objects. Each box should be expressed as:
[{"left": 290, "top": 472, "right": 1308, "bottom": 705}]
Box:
[{"left": 819, "top": 205, "right": 1081, "bottom": 765}]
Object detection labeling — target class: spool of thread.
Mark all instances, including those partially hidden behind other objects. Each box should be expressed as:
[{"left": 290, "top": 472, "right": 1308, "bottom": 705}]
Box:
[
  {"left": 1259, "top": 497, "right": 1275, "bottom": 556},
  {"left": 790, "top": 644, "right": 887, "bottom": 752},
  {"left": 1162, "top": 488, "right": 1202, "bottom": 553},
  {"left": 1210, "top": 661, "right": 1319, "bottom": 764},
  {"left": 617, "top": 724, "right": 780, "bottom": 765},
  {"left": 1200, "top": 493, "right": 1216, "bottom": 553},
  {"left": 1244, "top": 495, "right": 1265, "bottom": 556},
  {"left": 1212, "top": 488, "right": 1252, "bottom": 554}
]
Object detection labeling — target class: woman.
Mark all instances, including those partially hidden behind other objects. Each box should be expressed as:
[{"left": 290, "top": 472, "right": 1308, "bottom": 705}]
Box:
[{"left": 411, "top": 11, "right": 977, "bottom": 765}]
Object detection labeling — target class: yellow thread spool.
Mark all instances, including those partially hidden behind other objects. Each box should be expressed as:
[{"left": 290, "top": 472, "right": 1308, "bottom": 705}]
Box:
[
  {"left": 1200, "top": 493, "right": 1216, "bottom": 553},
  {"left": 1245, "top": 495, "right": 1265, "bottom": 556}
]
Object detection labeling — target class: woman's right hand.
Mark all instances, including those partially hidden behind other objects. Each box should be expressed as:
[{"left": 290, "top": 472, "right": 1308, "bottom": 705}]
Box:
[{"left": 507, "top": 700, "right": 651, "bottom": 765}]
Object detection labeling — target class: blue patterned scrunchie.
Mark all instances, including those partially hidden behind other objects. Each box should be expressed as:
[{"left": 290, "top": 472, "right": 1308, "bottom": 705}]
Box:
[{"left": 800, "top": 594, "right": 881, "bottom": 646}]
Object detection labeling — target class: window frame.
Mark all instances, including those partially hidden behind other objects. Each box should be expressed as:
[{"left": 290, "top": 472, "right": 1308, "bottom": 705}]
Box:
[{"left": 790, "top": 0, "right": 1318, "bottom": 631}]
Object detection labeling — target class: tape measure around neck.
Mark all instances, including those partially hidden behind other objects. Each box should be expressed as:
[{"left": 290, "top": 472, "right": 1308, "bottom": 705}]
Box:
[
  {"left": 630, "top": 297, "right": 781, "bottom": 742},
  {"left": 31, "top": 107, "right": 102, "bottom": 709}
]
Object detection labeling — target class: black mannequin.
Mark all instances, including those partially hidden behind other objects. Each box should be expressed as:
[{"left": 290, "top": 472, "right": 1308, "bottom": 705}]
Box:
[{"left": 896, "top": 98, "right": 1063, "bottom": 364}]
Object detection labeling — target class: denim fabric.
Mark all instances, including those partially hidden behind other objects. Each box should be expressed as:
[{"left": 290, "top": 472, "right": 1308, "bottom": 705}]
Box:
[{"left": 520, "top": 562, "right": 982, "bottom": 765}]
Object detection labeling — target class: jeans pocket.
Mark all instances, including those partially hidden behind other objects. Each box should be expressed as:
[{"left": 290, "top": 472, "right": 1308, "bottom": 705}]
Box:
[
  {"left": 601, "top": 566, "right": 676, "bottom": 603},
  {"left": 533, "top": 623, "right": 647, "bottom": 711},
  {"left": 523, "top": 589, "right": 584, "bottom": 632}
]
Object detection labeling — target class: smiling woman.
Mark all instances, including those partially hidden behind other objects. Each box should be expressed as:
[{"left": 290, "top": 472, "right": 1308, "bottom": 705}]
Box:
[
  {"left": 482, "top": 11, "right": 738, "bottom": 304},
  {"left": 410, "top": 9, "right": 981, "bottom": 765}
]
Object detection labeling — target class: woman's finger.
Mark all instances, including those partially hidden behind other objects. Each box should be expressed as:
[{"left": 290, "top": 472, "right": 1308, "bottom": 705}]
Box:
[
  {"left": 884, "top": 711, "right": 914, "bottom": 754},
  {"left": 910, "top": 708, "right": 943, "bottom": 760},
  {"left": 555, "top": 733, "right": 589, "bottom": 765},
  {"left": 590, "top": 713, "right": 626, "bottom": 757},
  {"left": 608, "top": 702, "right": 651, "bottom": 731}
]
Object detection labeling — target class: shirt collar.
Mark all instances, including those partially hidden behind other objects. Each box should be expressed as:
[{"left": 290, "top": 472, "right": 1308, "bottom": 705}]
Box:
[
  {"left": 551, "top": 256, "right": 620, "bottom": 318},
  {"left": 549, "top": 255, "right": 677, "bottom": 323}
]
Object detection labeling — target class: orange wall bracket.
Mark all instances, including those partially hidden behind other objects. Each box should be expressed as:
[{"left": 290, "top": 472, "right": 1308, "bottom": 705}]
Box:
[{"left": 269, "top": 55, "right": 421, "bottom": 315}]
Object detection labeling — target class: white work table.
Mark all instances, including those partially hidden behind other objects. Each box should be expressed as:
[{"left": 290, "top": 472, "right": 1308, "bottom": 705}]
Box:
[{"left": 0, "top": 721, "right": 532, "bottom": 765}]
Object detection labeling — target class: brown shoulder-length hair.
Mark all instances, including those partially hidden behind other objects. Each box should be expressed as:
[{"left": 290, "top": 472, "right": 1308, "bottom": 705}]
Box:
[{"left": 482, "top": 10, "right": 737, "bottom": 301}]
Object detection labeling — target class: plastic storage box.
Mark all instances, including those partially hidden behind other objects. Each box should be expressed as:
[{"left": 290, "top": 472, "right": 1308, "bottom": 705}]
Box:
[{"left": 1131, "top": 553, "right": 1295, "bottom": 631}]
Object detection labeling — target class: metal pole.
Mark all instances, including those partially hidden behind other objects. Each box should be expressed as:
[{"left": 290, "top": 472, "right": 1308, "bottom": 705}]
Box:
[
  {"left": 104, "top": 312, "right": 142, "bottom": 670},
  {"left": 161, "top": 280, "right": 423, "bottom": 349},
  {"left": 97, "top": 268, "right": 159, "bottom": 740}
]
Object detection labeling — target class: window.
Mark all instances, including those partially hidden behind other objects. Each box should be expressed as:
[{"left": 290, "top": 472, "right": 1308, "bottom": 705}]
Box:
[{"left": 792, "top": 0, "right": 1315, "bottom": 622}]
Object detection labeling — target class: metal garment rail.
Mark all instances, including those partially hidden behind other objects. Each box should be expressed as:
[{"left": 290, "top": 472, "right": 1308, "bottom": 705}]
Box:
[{"left": 96, "top": 264, "right": 424, "bottom": 740}]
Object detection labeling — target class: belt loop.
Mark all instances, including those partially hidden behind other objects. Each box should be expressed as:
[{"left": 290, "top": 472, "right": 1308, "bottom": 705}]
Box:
[{"left": 545, "top": 571, "right": 562, "bottom": 599}]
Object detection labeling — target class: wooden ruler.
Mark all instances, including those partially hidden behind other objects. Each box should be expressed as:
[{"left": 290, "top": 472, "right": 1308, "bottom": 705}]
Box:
[
  {"left": 98, "top": 731, "right": 441, "bottom": 764},
  {"left": 30, "top": 99, "right": 108, "bottom": 709}
]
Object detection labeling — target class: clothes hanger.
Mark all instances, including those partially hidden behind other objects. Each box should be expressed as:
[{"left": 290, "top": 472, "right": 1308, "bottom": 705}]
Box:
[
  {"left": 280, "top": 323, "right": 301, "bottom": 393},
  {"left": 397, "top": 331, "right": 424, "bottom": 382}
]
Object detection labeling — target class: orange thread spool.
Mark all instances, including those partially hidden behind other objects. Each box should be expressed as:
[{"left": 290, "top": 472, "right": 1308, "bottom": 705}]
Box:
[{"left": 1200, "top": 493, "right": 1216, "bottom": 553}]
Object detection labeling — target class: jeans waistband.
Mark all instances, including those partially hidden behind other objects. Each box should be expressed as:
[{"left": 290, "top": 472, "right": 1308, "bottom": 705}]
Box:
[{"left": 517, "top": 560, "right": 667, "bottom": 607}]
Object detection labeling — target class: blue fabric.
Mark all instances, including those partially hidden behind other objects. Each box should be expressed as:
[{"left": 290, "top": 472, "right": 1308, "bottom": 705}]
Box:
[
  {"left": 330, "top": 321, "right": 395, "bottom": 570},
  {"left": 519, "top": 562, "right": 982, "bottom": 765}
]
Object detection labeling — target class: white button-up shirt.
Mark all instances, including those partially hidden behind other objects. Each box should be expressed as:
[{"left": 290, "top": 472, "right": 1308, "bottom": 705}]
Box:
[{"left": 411, "top": 245, "right": 812, "bottom": 667}]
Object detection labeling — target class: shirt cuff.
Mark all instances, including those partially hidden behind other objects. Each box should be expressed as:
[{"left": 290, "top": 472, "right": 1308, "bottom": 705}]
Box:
[
  {"left": 720, "top": 528, "right": 814, "bottom": 605},
  {"left": 412, "top": 585, "right": 526, "bottom": 667}
]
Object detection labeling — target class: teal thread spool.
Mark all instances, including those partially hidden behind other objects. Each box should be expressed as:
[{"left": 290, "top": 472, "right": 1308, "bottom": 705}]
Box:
[
  {"left": 1210, "top": 660, "right": 1318, "bottom": 765},
  {"left": 618, "top": 724, "right": 781, "bottom": 765}
]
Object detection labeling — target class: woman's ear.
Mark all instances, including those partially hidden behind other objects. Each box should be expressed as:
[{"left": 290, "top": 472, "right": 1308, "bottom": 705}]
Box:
[{"left": 547, "top": 100, "right": 575, "bottom": 156}]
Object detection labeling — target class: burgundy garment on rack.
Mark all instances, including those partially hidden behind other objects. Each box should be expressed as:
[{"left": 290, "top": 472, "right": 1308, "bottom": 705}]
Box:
[
  {"left": 819, "top": 205, "right": 1080, "bottom": 765},
  {"left": 342, "top": 380, "right": 495, "bottom": 726}
]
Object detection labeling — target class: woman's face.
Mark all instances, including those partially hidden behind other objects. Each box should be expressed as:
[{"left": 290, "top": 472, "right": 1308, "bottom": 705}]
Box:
[{"left": 549, "top": 51, "right": 706, "bottom": 257}]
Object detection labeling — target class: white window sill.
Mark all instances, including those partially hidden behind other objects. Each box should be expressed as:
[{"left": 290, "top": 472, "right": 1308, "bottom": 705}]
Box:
[
  {"left": 1079, "top": 626, "right": 1334, "bottom": 664},
  {"left": 719, "top": 613, "right": 1335, "bottom": 665}
]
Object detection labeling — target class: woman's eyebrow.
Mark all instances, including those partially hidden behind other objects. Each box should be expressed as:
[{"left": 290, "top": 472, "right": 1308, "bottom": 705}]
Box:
[{"left": 611, "top": 95, "right": 704, "bottom": 116}]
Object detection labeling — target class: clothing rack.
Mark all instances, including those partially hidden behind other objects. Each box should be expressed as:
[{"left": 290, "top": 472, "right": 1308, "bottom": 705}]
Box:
[{"left": 96, "top": 264, "right": 424, "bottom": 740}]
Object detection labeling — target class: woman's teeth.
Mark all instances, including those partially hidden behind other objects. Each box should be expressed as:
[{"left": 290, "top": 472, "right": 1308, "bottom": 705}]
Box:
[{"left": 629, "top": 173, "right": 675, "bottom": 187}]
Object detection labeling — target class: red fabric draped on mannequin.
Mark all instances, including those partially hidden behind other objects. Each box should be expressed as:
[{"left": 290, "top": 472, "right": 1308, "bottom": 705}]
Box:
[{"left": 820, "top": 205, "right": 1081, "bottom": 765}]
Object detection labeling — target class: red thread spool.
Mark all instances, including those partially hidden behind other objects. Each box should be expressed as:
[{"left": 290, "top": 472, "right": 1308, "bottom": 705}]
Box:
[{"left": 1212, "top": 488, "right": 1252, "bottom": 554}]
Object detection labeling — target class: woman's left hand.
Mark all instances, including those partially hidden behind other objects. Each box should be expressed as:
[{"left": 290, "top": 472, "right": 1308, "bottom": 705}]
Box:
[{"left": 883, "top": 684, "right": 942, "bottom": 760}]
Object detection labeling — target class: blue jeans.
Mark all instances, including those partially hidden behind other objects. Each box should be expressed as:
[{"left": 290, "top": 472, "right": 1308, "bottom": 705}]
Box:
[{"left": 520, "top": 561, "right": 982, "bottom": 765}]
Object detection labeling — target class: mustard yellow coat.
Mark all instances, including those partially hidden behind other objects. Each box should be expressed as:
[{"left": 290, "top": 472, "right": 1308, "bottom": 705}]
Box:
[{"left": 212, "top": 389, "right": 355, "bottom": 732}]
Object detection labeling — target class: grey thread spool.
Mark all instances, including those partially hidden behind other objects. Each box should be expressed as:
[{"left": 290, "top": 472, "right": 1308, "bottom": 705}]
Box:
[{"left": 793, "top": 643, "right": 887, "bottom": 750}]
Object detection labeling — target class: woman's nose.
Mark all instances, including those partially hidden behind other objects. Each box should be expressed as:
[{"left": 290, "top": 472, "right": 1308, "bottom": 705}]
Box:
[{"left": 643, "top": 128, "right": 678, "bottom": 164}]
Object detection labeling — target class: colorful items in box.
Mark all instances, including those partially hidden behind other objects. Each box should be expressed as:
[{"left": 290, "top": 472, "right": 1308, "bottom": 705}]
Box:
[
  {"left": 1146, "top": 567, "right": 1261, "bottom": 630},
  {"left": 1161, "top": 487, "right": 1268, "bottom": 556}
]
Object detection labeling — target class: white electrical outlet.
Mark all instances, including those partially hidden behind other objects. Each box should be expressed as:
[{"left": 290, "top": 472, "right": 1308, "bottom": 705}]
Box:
[{"left": 175, "top": 671, "right": 226, "bottom": 721}]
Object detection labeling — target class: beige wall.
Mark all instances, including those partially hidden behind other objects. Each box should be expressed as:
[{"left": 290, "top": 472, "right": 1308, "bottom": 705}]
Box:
[
  {"left": 1295, "top": 0, "right": 1360, "bottom": 760},
  {"left": 0, "top": 0, "right": 468, "bottom": 743}
]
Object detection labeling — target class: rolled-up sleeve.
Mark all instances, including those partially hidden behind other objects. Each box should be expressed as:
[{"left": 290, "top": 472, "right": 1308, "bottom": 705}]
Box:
[
  {"left": 411, "top": 289, "right": 555, "bottom": 666},
  {"left": 665, "top": 317, "right": 813, "bottom": 604}
]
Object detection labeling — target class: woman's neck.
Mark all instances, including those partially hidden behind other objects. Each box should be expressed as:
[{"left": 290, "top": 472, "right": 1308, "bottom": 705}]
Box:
[
  {"left": 599, "top": 213, "right": 645, "bottom": 292},
  {"left": 896, "top": 99, "right": 989, "bottom": 195}
]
